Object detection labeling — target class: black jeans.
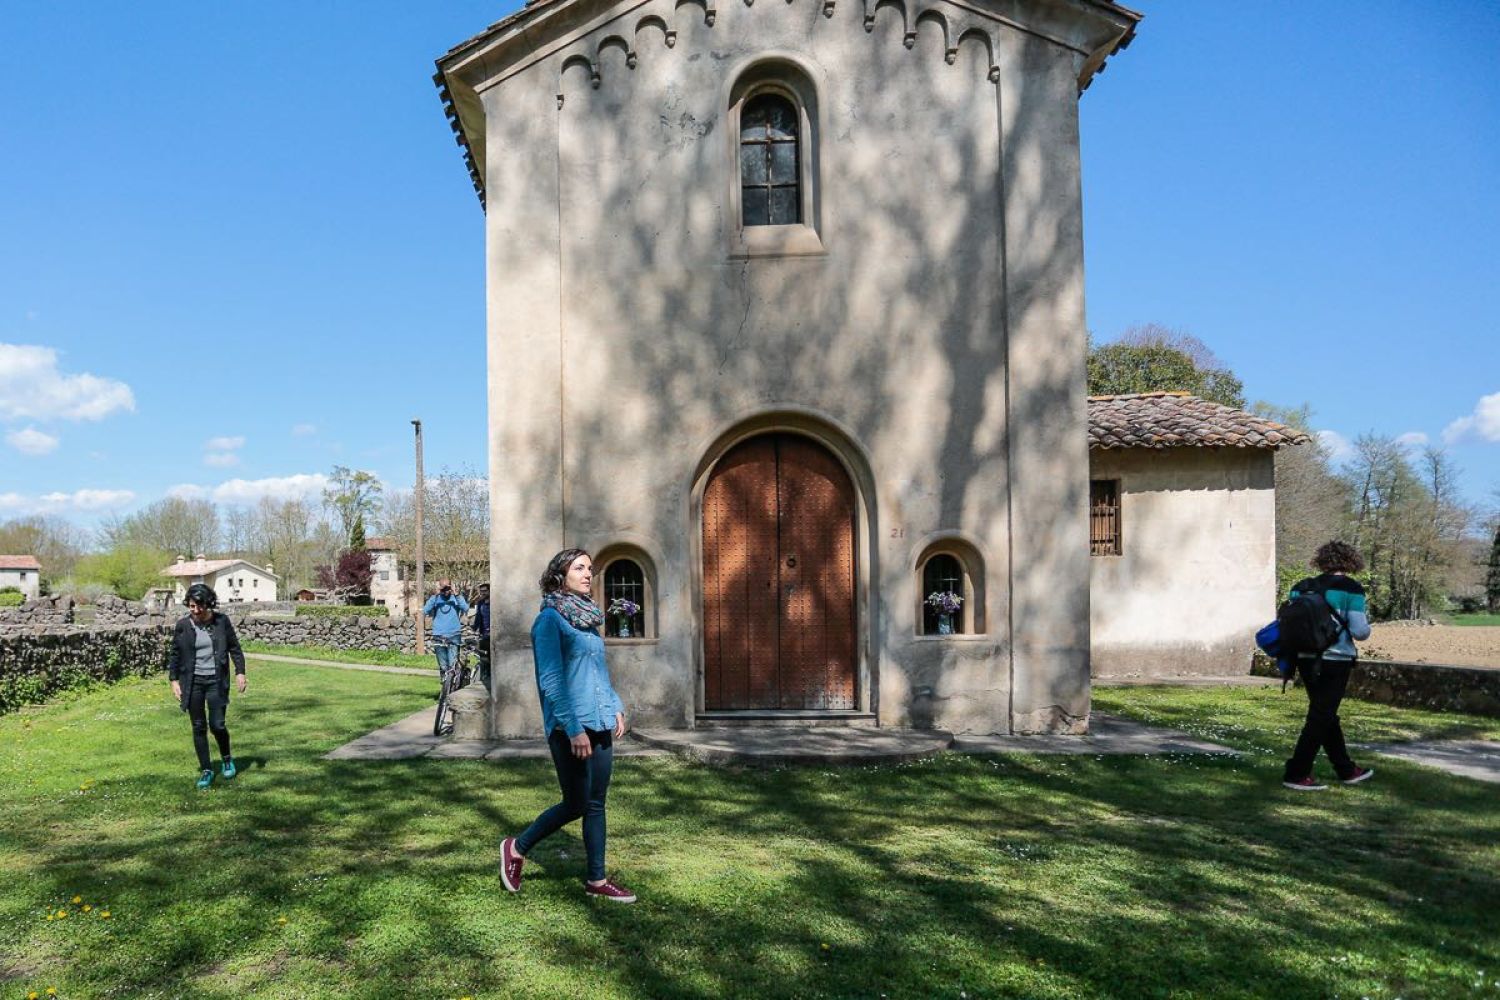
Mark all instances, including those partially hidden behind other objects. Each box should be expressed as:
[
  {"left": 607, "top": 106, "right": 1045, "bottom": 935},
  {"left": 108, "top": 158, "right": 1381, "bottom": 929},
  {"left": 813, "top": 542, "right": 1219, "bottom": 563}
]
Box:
[
  {"left": 514, "top": 728, "right": 614, "bottom": 881},
  {"left": 1284, "top": 659, "right": 1357, "bottom": 781},
  {"left": 187, "top": 677, "right": 232, "bottom": 771}
]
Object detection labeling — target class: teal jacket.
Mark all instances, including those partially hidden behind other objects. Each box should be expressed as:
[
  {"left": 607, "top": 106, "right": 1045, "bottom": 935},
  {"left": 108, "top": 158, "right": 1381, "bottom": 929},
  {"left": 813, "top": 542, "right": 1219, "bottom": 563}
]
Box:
[{"left": 1289, "top": 573, "right": 1371, "bottom": 661}]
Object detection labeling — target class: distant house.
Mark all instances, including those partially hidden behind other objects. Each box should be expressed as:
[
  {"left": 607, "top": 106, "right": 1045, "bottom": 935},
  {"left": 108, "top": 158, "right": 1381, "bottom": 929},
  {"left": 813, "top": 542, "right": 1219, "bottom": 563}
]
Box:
[
  {"left": 161, "top": 555, "right": 279, "bottom": 604},
  {"left": 366, "top": 537, "right": 410, "bottom": 614},
  {"left": 1087, "top": 392, "right": 1308, "bottom": 678},
  {"left": 294, "top": 588, "right": 327, "bottom": 602},
  {"left": 0, "top": 555, "right": 42, "bottom": 600}
]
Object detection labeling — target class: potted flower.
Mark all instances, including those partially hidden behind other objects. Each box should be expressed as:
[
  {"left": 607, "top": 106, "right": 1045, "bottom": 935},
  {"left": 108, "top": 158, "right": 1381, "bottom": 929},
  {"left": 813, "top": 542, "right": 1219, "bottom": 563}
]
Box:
[
  {"left": 925, "top": 590, "right": 963, "bottom": 635},
  {"left": 608, "top": 598, "right": 641, "bottom": 638}
]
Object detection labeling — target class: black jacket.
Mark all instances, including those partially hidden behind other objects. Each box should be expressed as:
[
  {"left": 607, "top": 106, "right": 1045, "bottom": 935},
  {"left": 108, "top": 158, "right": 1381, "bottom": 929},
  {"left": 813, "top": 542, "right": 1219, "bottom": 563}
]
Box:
[{"left": 167, "top": 612, "right": 246, "bottom": 709}]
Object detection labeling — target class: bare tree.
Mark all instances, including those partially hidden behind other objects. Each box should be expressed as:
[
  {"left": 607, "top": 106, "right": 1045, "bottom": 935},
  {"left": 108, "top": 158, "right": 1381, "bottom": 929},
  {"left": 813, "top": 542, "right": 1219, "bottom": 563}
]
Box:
[
  {"left": 1252, "top": 402, "right": 1348, "bottom": 581},
  {"left": 380, "top": 467, "right": 489, "bottom": 597},
  {"left": 98, "top": 497, "right": 220, "bottom": 560},
  {"left": 0, "top": 515, "right": 89, "bottom": 585}
]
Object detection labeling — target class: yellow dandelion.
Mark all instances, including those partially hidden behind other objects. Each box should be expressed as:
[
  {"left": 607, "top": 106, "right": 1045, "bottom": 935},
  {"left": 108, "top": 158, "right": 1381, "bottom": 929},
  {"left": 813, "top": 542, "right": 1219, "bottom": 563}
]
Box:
[
  {"left": 28, "top": 991, "right": 38, "bottom": 999},
  {"left": 82, "top": 904, "right": 92, "bottom": 912},
  {"left": 277, "top": 916, "right": 288, "bottom": 925},
  {"left": 45, "top": 914, "right": 54, "bottom": 922},
  {"left": 48, "top": 989, "right": 58, "bottom": 997},
  {"left": 820, "top": 942, "right": 830, "bottom": 951},
  {"left": 71, "top": 895, "right": 81, "bottom": 904},
  {"left": 100, "top": 911, "right": 111, "bottom": 919},
  {"left": 56, "top": 909, "right": 67, "bottom": 918}
]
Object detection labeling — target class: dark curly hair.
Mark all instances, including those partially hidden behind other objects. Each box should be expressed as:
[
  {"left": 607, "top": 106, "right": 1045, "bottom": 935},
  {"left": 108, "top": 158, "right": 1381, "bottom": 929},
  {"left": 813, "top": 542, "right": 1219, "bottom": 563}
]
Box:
[
  {"left": 1312, "top": 540, "right": 1364, "bottom": 575},
  {"left": 539, "top": 548, "right": 591, "bottom": 595},
  {"left": 184, "top": 583, "right": 218, "bottom": 609}
]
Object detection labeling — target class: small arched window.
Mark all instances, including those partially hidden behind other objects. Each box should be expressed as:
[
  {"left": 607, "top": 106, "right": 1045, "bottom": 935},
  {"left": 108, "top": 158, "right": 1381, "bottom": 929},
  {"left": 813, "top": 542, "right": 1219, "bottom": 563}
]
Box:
[
  {"left": 602, "top": 559, "right": 647, "bottom": 638},
  {"left": 921, "top": 553, "right": 966, "bottom": 635},
  {"left": 739, "top": 93, "right": 801, "bottom": 227}
]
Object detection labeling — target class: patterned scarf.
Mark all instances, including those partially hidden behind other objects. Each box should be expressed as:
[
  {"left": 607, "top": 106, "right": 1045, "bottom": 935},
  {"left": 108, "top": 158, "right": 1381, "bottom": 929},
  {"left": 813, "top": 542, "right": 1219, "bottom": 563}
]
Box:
[{"left": 542, "top": 590, "right": 605, "bottom": 631}]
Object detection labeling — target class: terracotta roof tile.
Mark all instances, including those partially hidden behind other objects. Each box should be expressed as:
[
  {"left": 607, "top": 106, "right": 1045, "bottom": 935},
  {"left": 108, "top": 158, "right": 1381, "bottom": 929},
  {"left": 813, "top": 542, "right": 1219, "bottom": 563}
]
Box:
[
  {"left": 1087, "top": 392, "right": 1311, "bottom": 451},
  {"left": 0, "top": 555, "right": 41, "bottom": 570}
]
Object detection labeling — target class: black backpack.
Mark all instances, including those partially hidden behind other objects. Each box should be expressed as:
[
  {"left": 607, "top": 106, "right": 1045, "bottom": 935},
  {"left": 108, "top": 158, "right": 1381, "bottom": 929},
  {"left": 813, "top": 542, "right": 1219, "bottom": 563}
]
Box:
[{"left": 1275, "top": 578, "right": 1348, "bottom": 660}]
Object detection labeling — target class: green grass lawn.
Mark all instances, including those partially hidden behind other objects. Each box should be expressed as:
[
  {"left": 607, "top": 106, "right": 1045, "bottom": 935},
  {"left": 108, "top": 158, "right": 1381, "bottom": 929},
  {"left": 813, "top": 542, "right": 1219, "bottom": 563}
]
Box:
[
  {"left": 240, "top": 640, "right": 438, "bottom": 671},
  {"left": 1436, "top": 612, "right": 1500, "bottom": 627},
  {"left": 2, "top": 667, "right": 1497, "bottom": 999}
]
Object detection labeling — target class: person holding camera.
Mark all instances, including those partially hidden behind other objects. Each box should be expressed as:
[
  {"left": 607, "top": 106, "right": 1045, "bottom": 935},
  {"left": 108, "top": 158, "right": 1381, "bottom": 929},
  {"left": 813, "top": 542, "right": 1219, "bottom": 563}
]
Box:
[
  {"left": 423, "top": 579, "right": 469, "bottom": 676},
  {"left": 167, "top": 583, "right": 247, "bottom": 790}
]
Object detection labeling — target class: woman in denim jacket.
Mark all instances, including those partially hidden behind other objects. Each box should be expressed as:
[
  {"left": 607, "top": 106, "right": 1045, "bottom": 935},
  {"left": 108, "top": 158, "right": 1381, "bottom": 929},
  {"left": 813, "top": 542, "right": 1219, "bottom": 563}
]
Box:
[{"left": 499, "top": 548, "right": 636, "bottom": 903}]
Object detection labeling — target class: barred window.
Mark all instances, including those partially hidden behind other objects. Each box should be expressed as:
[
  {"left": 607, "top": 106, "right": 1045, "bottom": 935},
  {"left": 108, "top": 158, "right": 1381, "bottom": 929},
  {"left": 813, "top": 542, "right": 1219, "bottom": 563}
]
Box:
[
  {"left": 920, "top": 553, "right": 966, "bottom": 636},
  {"left": 602, "top": 559, "right": 647, "bottom": 638},
  {"left": 739, "top": 93, "right": 800, "bottom": 227},
  {"left": 1090, "top": 480, "right": 1121, "bottom": 556}
]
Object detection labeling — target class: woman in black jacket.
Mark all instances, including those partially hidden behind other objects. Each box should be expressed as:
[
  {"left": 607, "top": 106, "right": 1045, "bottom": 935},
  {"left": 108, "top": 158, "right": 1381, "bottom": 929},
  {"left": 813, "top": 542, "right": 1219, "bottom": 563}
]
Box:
[{"left": 167, "top": 583, "right": 248, "bottom": 789}]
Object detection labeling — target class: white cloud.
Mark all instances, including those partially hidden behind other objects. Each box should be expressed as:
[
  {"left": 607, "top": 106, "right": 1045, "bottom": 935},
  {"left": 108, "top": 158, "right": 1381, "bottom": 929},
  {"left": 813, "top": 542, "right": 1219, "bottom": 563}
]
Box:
[
  {"left": 291, "top": 423, "right": 317, "bottom": 437},
  {"left": 205, "top": 435, "right": 246, "bottom": 452},
  {"left": 1316, "top": 429, "right": 1355, "bottom": 464},
  {"left": 0, "top": 492, "right": 24, "bottom": 510},
  {"left": 1443, "top": 392, "right": 1500, "bottom": 445},
  {"left": 203, "top": 451, "right": 240, "bottom": 468},
  {"left": 6, "top": 426, "right": 59, "bottom": 456},
  {"left": 38, "top": 488, "right": 135, "bottom": 510},
  {"left": 0, "top": 343, "right": 135, "bottom": 422},
  {"left": 1395, "top": 431, "right": 1429, "bottom": 450},
  {"left": 170, "top": 473, "right": 329, "bottom": 506}
]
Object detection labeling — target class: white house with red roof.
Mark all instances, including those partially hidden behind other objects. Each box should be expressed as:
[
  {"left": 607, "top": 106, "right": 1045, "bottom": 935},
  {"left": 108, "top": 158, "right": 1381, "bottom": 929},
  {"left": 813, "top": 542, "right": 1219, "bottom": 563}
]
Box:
[
  {"left": 161, "top": 555, "right": 279, "bottom": 605},
  {"left": 0, "top": 555, "right": 43, "bottom": 601}
]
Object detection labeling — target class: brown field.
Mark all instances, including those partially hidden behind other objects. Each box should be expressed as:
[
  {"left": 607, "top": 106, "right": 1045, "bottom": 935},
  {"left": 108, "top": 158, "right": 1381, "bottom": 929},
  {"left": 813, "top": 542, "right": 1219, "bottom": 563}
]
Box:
[{"left": 1362, "top": 623, "right": 1500, "bottom": 669}]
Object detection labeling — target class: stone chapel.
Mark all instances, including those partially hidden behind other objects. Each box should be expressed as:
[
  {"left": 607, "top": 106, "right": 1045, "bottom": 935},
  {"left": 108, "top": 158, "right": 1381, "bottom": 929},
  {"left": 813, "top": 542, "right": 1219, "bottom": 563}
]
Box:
[{"left": 435, "top": 0, "right": 1141, "bottom": 736}]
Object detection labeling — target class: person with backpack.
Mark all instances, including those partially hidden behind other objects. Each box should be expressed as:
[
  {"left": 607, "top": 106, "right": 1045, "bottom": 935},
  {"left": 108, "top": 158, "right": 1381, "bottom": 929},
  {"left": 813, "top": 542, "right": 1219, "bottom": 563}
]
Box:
[{"left": 1281, "top": 540, "right": 1375, "bottom": 791}]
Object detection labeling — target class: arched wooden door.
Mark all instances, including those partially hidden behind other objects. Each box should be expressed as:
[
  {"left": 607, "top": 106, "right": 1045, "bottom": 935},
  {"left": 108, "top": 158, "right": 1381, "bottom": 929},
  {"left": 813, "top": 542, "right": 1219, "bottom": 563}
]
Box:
[{"left": 702, "top": 434, "right": 857, "bottom": 710}]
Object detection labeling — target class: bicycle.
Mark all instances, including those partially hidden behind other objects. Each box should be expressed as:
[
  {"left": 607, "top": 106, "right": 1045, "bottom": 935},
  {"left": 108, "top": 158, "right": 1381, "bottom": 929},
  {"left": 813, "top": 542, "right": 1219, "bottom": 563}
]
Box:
[{"left": 431, "top": 634, "right": 478, "bottom": 736}]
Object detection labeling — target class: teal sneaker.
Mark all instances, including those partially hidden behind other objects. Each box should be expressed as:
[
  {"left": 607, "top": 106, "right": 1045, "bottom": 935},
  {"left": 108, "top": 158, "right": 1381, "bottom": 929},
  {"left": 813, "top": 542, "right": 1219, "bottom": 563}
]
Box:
[
  {"left": 221, "top": 757, "right": 237, "bottom": 780},
  {"left": 195, "top": 769, "right": 215, "bottom": 790}
]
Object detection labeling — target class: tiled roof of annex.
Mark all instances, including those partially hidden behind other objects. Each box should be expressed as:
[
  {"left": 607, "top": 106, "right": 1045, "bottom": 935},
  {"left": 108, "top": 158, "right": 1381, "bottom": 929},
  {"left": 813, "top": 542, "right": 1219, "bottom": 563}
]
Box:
[{"left": 1088, "top": 392, "right": 1311, "bottom": 451}]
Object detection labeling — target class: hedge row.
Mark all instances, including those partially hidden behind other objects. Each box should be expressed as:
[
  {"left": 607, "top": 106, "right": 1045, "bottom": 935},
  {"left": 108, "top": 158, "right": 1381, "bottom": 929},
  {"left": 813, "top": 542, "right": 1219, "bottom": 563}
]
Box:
[
  {"left": 293, "top": 604, "right": 380, "bottom": 620},
  {"left": 0, "top": 626, "right": 169, "bottom": 714}
]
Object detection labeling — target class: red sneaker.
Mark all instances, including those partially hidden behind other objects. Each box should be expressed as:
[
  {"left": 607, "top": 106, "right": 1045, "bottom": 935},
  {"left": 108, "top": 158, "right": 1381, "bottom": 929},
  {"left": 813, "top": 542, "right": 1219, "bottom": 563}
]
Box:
[
  {"left": 584, "top": 878, "right": 637, "bottom": 903},
  {"left": 499, "top": 837, "right": 524, "bottom": 892},
  {"left": 1282, "top": 776, "right": 1328, "bottom": 791},
  {"left": 1341, "top": 766, "right": 1375, "bottom": 785}
]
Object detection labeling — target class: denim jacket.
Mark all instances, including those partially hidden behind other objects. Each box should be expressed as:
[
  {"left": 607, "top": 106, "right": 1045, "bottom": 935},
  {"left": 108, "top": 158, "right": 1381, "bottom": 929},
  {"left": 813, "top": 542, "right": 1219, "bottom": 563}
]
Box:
[{"left": 531, "top": 607, "right": 624, "bottom": 738}]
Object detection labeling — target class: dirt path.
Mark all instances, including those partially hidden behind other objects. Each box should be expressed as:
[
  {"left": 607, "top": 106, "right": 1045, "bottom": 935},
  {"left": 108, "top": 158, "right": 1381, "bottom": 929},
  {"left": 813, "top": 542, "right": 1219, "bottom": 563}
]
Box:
[{"left": 1362, "top": 624, "right": 1500, "bottom": 670}]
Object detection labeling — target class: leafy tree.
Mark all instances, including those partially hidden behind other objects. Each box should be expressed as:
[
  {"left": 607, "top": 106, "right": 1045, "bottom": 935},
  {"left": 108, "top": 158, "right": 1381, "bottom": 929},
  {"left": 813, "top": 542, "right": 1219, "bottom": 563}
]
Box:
[
  {"left": 1487, "top": 523, "right": 1500, "bottom": 613},
  {"left": 72, "top": 546, "right": 174, "bottom": 600},
  {"left": 323, "top": 466, "right": 382, "bottom": 548},
  {"left": 1088, "top": 324, "right": 1246, "bottom": 408},
  {"left": 316, "top": 549, "right": 373, "bottom": 604},
  {"left": 350, "top": 513, "right": 367, "bottom": 552}
]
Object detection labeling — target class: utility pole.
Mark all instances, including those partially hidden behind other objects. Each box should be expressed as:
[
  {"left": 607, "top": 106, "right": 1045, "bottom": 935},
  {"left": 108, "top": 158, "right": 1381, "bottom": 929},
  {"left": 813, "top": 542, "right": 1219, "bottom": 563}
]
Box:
[{"left": 412, "top": 418, "right": 425, "bottom": 656}]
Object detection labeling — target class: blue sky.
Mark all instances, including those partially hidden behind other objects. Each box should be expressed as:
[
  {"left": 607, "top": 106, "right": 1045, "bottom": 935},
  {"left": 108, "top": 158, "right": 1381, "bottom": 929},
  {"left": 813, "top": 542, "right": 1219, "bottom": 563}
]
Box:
[{"left": 1, "top": 1, "right": 1497, "bottom": 534}]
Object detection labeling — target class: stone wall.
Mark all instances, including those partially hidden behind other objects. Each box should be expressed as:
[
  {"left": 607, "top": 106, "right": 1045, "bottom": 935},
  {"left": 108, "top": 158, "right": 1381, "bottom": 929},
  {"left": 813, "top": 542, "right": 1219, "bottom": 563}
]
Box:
[
  {"left": 0, "top": 625, "right": 169, "bottom": 713},
  {"left": 1252, "top": 655, "right": 1500, "bottom": 717},
  {"left": 0, "top": 595, "right": 75, "bottom": 630},
  {"left": 234, "top": 614, "right": 427, "bottom": 654}
]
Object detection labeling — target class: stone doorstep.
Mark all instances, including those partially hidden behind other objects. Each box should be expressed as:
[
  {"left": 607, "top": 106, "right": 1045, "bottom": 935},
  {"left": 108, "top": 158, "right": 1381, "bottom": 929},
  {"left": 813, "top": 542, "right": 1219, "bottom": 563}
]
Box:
[{"left": 326, "top": 712, "right": 1238, "bottom": 763}]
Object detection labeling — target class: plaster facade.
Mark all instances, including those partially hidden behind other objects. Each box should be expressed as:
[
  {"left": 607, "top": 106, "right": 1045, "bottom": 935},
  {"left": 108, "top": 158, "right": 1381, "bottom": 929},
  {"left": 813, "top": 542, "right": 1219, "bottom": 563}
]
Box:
[
  {"left": 1089, "top": 448, "right": 1277, "bottom": 677},
  {"left": 0, "top": 564, "right": 41, "bottom": 601},
  {"left": 438, "top": 0, "right": 1137, "bottom": 735},
  {"left": 163, "top": 558, "right": 279, "bottom": 605}
]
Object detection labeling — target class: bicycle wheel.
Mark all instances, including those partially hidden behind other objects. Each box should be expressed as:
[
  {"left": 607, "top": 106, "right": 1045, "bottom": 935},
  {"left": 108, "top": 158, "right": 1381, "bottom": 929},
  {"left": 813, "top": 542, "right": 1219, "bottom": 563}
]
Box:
[{"left": 433, "top": 671, "right": 453, "bottom": 737}]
